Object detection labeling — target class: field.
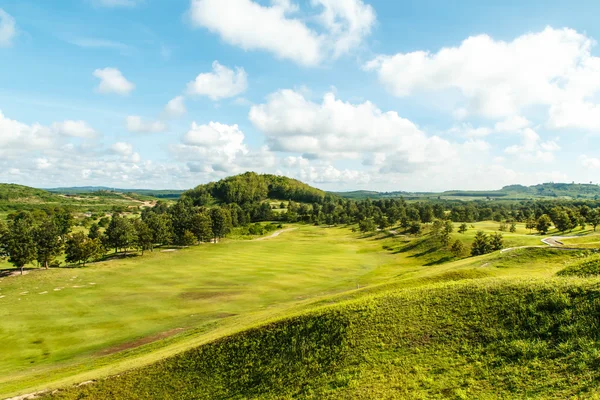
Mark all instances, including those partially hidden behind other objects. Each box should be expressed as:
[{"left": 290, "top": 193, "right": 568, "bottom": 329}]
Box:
[{"left": 2, "top": 222, "right": 600, "bottom": 398}]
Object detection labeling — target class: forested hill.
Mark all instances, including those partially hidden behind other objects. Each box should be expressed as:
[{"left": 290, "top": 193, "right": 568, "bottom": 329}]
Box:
[
  {"left": 183, "top": 172, "right": 329, "bottom": 205},
  {"left": 0, "top": 183, "right": 61, "bottom": 203},
  {"left": 336, "top": 182, "right": 600, "bottom": 200}
]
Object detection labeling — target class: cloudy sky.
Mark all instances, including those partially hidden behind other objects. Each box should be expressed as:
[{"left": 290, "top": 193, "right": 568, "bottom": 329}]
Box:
[{"left": 1, "top": 0, "right": 600, "bottom": 191}]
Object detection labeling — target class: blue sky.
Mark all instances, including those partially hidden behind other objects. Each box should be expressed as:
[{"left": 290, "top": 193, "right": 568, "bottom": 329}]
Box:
[{"left": 1, "top": 0, "right": 600, "bottom": 191}]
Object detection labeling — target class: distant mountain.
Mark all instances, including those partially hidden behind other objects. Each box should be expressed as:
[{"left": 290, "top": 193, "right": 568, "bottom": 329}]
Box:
[
  {"left": 334, "top": 182, "right": 600, "bottom": 200},
  {"left": 48, "top": 187, "right": 184, "bottom": 199}
]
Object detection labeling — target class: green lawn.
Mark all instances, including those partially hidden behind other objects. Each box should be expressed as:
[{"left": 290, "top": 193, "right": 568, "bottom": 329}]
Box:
[{"left": 2, "top": 222, "right": 599, "bottom": 398}]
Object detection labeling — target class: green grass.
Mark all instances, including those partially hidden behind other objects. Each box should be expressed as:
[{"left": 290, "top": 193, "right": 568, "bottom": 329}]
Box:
[
  {"left": 3, "top": 222, "right": 600, "bottom": 398},
  {"left": 43, "top": 278, "right": 600, "bottom": 399}
]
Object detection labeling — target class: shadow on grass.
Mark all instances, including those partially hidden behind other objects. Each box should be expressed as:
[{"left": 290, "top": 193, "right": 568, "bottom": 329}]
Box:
[{"left": 424, "top": 256, "right": 455, "bottom": 266}]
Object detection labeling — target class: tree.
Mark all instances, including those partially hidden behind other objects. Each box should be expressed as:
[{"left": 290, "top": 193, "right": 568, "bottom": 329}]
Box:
[
  {"left": 552, "top": 209, "right": 572, "bottom": 232},
  {"left": 499, "top": 222, "right": 507, "bottom": 232},
  {"left": 471, "top": 231, "right": 491, "bottom": 256},
  {"left": 191, "top": 212, "right": 213, "bottom": 243},
  {"left": 134, "top": 219, "right": 153, "bottom": 255},
  {"left": 65, "top": 233, "right": 103, "bottom": 266},
  {"left": 145, "top": 213, "right": 173, "bottom": 246},
  {"left": 450, "top": 239, "right": 465, "bottom": 258},
  {"left": 525, "top": 218, "right": 536, "bottom": 233},
  {"left": 88, "top": 223, "right": 101, "bottom": 240},
  {"left": 536, "top": 214, "right": 552, "bottom": 235},
  {"left": 0, "top": 219, "right": 9, "bottom": 260},
  {"left": 408, "top": 221, "right": 422, "bottom": 236},
  {"left": 181, "top": 230, "right": 197, "bottom": 246},
  {"left": 210, "top": 207, "right": 231, "bottom": 242},
  {"left": 587, "top": 209, "right": 600, "bottom": 232},
  {"left": 54, "top": 209, "right": 74, "bottom": 242},
  {"left": 510, "top": 222, "right": 517, "bottom": 233},
  {"left": 34, "top": 217, "right": 62, "bottom": 269},
  {"left": 358, "top": 218, "right": 376, "bottom": 233},
  {"left": 104, "top": 213, "right": 137, "bottom": 253},
  {"left": 5, "top": 215, "right": 37, "bottom": 275},
  {"left": 490, "top": 232, "right": 504, "bottom": 251},
  {"left": 440, "top": 220, "right": 454, "bottom": 247},
  {"left": 458, "top": 223, "right": 468, "bottom": 234}
]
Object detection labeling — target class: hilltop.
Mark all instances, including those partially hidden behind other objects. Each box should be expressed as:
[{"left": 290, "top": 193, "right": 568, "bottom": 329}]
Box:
[
  {"left": 183, "top": 172, "right": 330, "bottom": 205},
  {"left": 0, "top": 183, "right": 63, "bottom": 204}
]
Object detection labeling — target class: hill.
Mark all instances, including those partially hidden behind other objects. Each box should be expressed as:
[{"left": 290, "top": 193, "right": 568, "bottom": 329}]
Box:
[
  {"left": 334, "top": 182, "right": 600, "bottom": 200},
  {"left": 183, "top": 172, "right": 329, "bottom": 205},
  {"left": 42, "top": 278, "right": 600, "bottom": 399},
  {"left": 48, "top": 187, "right": 183, "bottom": 200},
  {"left": 0, "top": 183, "right": 63, "bottom": 204}
]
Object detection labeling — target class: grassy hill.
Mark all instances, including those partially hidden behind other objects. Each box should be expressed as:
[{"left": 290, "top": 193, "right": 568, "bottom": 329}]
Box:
[
  {"left": 42, "top": 278, "right": 600, "bottom": 399},
  {"left": 0, "top": 183, "right": 62, "bottom": 203}
]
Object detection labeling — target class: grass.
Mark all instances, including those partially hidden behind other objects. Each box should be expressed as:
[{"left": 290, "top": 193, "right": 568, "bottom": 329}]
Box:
[
  {"left": 3, "top": 222, "right": 600, "bottom": 398},
  {"left": 43, "top": 278, "right": 600, "bottom": 399}
]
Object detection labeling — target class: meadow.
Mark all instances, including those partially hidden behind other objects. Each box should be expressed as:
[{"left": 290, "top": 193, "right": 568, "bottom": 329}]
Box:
[{"left": 2, "top": 221, "right": 599, "bottom": 398}]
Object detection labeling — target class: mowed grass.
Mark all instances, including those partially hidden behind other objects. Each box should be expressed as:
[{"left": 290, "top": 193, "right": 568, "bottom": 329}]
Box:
[{"left": 0, "top": 225, "right": 399, "bottom": 397}]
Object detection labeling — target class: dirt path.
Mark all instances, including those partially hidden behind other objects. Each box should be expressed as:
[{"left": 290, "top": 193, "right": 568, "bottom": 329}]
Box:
[
  {"left": 253, "top": 228, "right": 296, "bottom": 241},
  {"left": 501, "top": 236, "right": 583, "bottom": 254}
]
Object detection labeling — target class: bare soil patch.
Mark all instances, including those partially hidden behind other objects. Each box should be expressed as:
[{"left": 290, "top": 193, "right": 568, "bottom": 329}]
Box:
[{"left": 98, "top": 328, "right": 186, "bottom": 356}]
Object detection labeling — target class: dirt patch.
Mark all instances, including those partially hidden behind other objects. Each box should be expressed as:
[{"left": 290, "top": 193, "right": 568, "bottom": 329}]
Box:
[
  {"left": 253, "top": 228, "right": 296, "bottom": 241},
  {"left": 214, "top": 312, "right": 238, "bottom": 319},
  {"left": 160, "top": 249, "right": 178, "bottom": 253},
  {"left": 180, "top": 291, "right": 239, "bottom": 300},
  {"left": 98, "top": 328, "right": 186, "bottom": 356}
]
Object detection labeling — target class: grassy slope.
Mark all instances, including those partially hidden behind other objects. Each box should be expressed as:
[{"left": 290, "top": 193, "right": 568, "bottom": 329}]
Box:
[
  {"left": 44, "top": 278, "right": 600, "bottom": 399},
  {"left": 2, "top": 222, "right": 599, "bottom": 398}
]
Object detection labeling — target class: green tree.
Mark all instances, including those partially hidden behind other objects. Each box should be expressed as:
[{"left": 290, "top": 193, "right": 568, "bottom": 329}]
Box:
[
  {"left": 65, "top": 233, "right": 103, "bottom": 266},
  {"left": 510, "top": 222, "right": 517, "bottom": 233},
  {"left": 458, "top": 223, "right": 468, "bottom": 234},
  {"left": 191, "top": 212, "right": 213, "bottom": 243},
  {"left": 181, "top": 230, "right": 197, "bottom": 246},
  {"left": 5, "top": 215, "right": 37, "bottom": 275},
  {"left": 525, "top": 218, "right": 536, "bottom": 232},
  {"left": 104, "top": 213, "right": 137, "bottom": 254},
  {"left": 490, "top": 232, "right": 504, "bottom": 251},
  {"left": 450, "top": 239, "right": 465, "bottom": 257},
  {"left": 408, "top": 221, "right": 422, "bottom": 236},
  {"left": 358, "top": 218, "right": 376, "bottom": 233},
  {"left": 144, "top": 213, "right": 173, "bottom": 246},
  {"left": 440, "top": 220, "right": 454, "bottom": 247},
  {"left": 536, "top": 214, "right": 552, "bottom": 235},
  {"left": 54, "top": 209, "right": 74, "bottom": 242},
  {"left": 88, "top": 223, "right": 101, "bottom": 240},
  {"left": 134, "top": 219, "right": 153, "bottom": 255},
  {"left": 471, "top": 231, "right": 491, "bottom": 256},
  {"left": 34, "top": 217, "right": 62, "bottom": 269},
  {"left": 587, "top": 209, "right": 600, "bottom": 232},
  {"left": 210, "top": 208, "right": 231, "bottom": 242}
]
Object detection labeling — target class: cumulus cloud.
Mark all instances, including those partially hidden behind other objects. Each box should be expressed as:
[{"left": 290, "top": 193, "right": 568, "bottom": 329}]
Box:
[
  {"left": 0, "top": 8, "right": 16, "bottom": 47},
  {"left": 111, "top": 141, "right": 140, "bottom": 163},
  {"left": 188, "top": 0, "right": 375, "bottom": 66},
  {"left": 579, "top": 155, "right": 600, "bottom": 169},
  {"left": 51, "top": 120, "right": 98, "bottom": 138},
  {"left": 249, "top": 89, "right": 454, "bottom": 172},
  {"left": 504, "top": 128, "right": 560, "bottom": 163},
  {"left": 163, "top": 96, "right": 186, "bottom": 118},
  {"left": 93, "top": 67, "right": 135, "bottom": 95},
  {"left": 187, "top": 61, "right": 248, "bottom": 100},
  {"left": 365, "top": 27, "right": 600, "bottom": 129},
  {"left": 0, "top": 111, "right": 55, "bottom": 153},
  {"left": 126, "top": 116, "right": 167, "bottom": 133}
]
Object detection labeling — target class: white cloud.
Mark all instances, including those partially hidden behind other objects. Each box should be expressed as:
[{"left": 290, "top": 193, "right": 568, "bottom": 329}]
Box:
[
  {"left": 579, "top": 155, "right": 600, "bottom": 169},
  {"left": 188, "top": 0, "right": 375, "bottom": 66},
  {"left": 126, "top": 116, "right": 167, "bottom": 133},
  {"left": 494, "top": 116, "right": 531, "bottom": 132},
  {"left": 51, "top": 120, "right": 98, "bottom": 138},
  {"left": 111, "top": 142, "right": 134, "bottom": 156},
  {"left": 547, "top": 100, "right": 600, "bottom": 131},
  {"left": 93, "top": 67, "right": 135, "bottom": 95},
  {"left": 187, "top": 61, "right": 248, "bottom": 100},
  {"left": 504, "top": 128, "right": 560, "bottom": 163},
  {"left": 182, "top": 122, "right": 248, "bottom": 162},
  {"left": 365, "top": 27, "right": 600, "bottom": 125},
  {"left": 163, "top": 96, "right": 186, "bottom": 118},
  {"left": 0, "top": 8, "right": 16, "bottom": 47},
  {"left": 35, "top": 158, "right": 52, "bottom": 170},
  {"left": 0, "top": 111, "right": 55, "bottom": 153},
  {"left": 249, "top": 89, "right": 454, "bottom": 171}
]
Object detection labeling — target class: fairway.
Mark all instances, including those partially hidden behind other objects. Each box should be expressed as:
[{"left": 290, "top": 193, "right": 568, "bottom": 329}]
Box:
[{"left": 0, "top": 225, "right": 397, "bottom": 396}]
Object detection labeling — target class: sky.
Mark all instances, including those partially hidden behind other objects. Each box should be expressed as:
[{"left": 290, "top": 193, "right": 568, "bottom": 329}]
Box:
[{"left": 1, "top": 0, "right": 600, "bottom": 191}]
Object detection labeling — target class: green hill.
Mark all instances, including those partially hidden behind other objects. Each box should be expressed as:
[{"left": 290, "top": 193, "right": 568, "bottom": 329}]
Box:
[
  {"left": 183, "top": 172, "right": 329, "bottom": 205},
  {"left": 44, "top": 278, "right": 600, "bottom": 399},
  {"left": 0, "top": 183, "right": 62, "bottom": 203}
]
